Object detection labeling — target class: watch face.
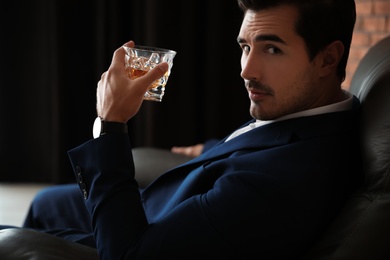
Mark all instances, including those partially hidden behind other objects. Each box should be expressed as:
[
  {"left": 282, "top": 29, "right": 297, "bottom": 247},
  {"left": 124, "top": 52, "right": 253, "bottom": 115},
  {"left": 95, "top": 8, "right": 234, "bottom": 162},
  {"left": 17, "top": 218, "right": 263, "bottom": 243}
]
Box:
[{"left": 93, "top": 117, "right": 102, "bottom": 139}]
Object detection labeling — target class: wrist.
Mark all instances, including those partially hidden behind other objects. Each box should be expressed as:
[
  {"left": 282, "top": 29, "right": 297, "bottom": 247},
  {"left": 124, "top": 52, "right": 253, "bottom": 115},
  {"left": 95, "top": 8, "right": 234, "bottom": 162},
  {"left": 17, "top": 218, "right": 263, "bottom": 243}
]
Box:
[{"left": 92, "top": 116, "right": 128, "bottom": 139}]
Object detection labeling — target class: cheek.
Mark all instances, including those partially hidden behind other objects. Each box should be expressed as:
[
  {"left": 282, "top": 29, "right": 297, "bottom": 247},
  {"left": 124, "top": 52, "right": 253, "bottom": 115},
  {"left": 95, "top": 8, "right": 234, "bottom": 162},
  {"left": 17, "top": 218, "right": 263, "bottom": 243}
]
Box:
[
  {"left": 269, "top": 67, "right": 295, "bottom": 93},
  {"left": 273, "top": 65, "right": 315, "bottom": 102},
  {"left": 272, "top": 60, "right": 310, "bottom": 85}
]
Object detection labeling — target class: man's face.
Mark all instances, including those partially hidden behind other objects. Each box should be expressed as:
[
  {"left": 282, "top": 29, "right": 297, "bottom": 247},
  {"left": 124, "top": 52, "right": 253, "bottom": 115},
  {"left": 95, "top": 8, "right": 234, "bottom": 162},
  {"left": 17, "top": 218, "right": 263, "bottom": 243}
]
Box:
[{"left": 238, "top": 5, "right": 324, "bottom": 120}]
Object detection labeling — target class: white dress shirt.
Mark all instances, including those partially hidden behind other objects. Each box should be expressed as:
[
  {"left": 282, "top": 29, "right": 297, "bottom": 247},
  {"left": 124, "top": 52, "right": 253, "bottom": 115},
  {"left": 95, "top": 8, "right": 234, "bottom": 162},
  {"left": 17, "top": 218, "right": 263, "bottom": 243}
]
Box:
[{"left": 225, "top": 90, "right": 354, "bottom": 142}]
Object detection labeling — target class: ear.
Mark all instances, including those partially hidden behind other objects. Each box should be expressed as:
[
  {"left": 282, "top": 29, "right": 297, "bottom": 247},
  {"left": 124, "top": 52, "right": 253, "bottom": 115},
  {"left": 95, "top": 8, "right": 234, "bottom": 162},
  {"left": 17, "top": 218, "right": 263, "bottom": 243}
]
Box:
[{"left": 317, "top": 41, "right": 344, "bottom": 78}]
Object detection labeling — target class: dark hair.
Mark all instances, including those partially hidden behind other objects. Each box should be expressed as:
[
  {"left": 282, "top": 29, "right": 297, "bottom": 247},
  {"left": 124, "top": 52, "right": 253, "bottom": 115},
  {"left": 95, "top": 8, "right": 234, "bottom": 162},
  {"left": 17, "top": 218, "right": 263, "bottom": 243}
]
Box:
[{"left": 237, "top": 0, "right": 356, "bottom": 82}]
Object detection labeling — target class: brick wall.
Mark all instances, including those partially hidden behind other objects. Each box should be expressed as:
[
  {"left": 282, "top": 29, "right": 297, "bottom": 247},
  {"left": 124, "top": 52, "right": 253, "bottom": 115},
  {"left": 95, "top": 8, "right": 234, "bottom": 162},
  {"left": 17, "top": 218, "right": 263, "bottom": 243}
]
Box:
[{"left": 343, "top": 0, "right": 390, "bottom": 89}]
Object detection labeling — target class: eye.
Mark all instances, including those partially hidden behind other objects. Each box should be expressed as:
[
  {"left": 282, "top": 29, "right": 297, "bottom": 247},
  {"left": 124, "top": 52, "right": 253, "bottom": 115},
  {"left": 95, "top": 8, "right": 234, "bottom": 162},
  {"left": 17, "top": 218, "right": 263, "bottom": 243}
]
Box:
[
  {"left": 266, "top": 45, "right": 282, "bottom": 54},
  {"left": 240, "top": 45, "right": 250, "bottom": 54}
]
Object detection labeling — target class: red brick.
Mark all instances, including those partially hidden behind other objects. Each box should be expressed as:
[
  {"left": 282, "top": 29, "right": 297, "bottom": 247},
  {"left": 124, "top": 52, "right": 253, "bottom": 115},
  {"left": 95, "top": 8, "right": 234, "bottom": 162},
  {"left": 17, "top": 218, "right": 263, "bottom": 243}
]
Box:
[
  {"left": 371, "top": 32, "right": 390, "bottom": 45},
  {"left": 356, "top": 1, "right": 373, "bottom": 15},
  {"left": 362, "top": 16, "right": 387, "bottom": 31},
  {"left": 374, "top": 0, "right": 390, "bottom": 15},
  {"left": 387, "top": 17, "right": 390, "bottom": 32},
  {"left": 341, "top": 0, "right": 390, "bottom": 89},
  {"left": 347, "top": 59, "right": 360, "bottom": 74},
  {"left": 344, "top": 59, "right": 361, "bottom": 89},
  {"left": 349, "top": 46, "right": 370, "bottom": 60},
  {"left": 342, "top": 79, "right": 352, "bottom": 90},
  {"left": 351, "top": 31, "right": 372, "bottom": 46},
  {"left": 354, "top": 17, "right": 364, "bottom": 30},
  {"left": 343, "top": 70, "right": 356, "bottom": 90}
]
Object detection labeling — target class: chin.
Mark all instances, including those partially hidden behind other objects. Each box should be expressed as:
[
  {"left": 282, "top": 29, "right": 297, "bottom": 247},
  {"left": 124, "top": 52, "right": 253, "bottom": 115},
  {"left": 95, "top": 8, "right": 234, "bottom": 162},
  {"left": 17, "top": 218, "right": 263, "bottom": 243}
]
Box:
[
  {"left": 250, "top": 107, "right": 279, "bottom": 121},
  {"left": 250, "top": 104, "right": 265, "bottom": 120}
]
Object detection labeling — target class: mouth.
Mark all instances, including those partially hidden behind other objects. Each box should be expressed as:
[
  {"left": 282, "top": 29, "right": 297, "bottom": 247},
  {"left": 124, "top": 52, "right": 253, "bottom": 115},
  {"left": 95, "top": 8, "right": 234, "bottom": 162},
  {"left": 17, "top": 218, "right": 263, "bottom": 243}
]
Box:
[
  {"left": 246, "top": 81, "right": 273, "bottom": 101},
  {"left": 248, "top": 88, "right": 272, "bottom": 101}
]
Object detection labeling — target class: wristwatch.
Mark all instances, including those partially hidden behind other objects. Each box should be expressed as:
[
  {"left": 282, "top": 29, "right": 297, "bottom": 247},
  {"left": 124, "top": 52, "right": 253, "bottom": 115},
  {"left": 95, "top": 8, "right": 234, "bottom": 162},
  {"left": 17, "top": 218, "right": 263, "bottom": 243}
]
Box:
[{"left": 92, "top": 116, "right": 128, "bottom": 139}]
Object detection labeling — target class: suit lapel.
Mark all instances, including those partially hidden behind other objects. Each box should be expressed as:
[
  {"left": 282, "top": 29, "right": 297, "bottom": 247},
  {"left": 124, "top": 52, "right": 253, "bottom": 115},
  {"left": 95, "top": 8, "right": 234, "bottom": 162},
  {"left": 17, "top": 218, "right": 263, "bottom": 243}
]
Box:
[
  {"left": 177, "top": 121, "right": 295, "bottom": 168},
  {"left": 152, "top": 106, "right": 356, "bottom": 178}
]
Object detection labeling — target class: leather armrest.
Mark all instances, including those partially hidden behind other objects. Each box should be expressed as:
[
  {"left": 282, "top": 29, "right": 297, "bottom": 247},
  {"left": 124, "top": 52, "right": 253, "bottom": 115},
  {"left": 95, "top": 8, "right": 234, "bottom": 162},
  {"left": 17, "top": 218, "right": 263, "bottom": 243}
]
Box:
[
  {"left": 133, "top": 147, "right": 192, "bottom": 188},
  {"left": 0, "top": 228, "right": 98, "bottom": 260}
]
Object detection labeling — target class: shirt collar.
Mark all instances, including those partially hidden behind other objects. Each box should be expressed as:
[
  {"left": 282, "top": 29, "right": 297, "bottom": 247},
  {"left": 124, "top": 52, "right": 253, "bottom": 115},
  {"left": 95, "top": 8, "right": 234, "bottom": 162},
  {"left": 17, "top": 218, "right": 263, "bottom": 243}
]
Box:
[{"left": 252, "top": 90, "right": 354, "bottom": 128}]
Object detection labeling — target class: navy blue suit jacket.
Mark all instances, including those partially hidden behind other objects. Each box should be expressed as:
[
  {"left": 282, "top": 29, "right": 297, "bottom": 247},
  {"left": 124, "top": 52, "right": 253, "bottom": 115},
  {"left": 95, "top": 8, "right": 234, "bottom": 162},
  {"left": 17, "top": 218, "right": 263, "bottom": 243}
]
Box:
[{"left": 68, "top": 97, "right": 363, "bottom": 259}]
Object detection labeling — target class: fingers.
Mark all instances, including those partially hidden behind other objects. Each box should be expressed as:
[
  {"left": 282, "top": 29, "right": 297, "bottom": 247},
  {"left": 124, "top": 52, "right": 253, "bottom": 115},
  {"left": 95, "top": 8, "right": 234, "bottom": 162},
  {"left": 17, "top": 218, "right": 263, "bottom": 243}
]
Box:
[
  {"left": 137, "top": 62, "right": 169, "bottom": 89},
  {"left": 107, "top": 41, "right": 134, "bottom": 72},
  {"left": 123, "top": 41, "right": 135, "bottom": 48},
  {"left": 171, "top": 146, "right": 197, "bottom": 158},
  {"left": 171, "top": 144, "right": 204, "bottom": 158},
  {"left": 109, "top": 45, "right": 127, "bottom": 71}
]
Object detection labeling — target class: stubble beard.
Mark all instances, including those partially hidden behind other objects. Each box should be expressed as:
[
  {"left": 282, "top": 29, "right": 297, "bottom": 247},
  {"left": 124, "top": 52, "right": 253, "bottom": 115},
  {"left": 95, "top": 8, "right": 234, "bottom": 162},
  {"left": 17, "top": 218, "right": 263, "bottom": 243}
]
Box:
[{"left": 248, "top": 67, "right": 317, "bottom": 121}]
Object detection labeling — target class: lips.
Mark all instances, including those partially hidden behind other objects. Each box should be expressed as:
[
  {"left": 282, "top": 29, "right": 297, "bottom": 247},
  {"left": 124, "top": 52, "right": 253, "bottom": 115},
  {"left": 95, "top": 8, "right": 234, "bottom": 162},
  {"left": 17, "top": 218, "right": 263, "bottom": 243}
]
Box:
[{"left": 248, "top": 88, "right": 271, "bottom": 101}]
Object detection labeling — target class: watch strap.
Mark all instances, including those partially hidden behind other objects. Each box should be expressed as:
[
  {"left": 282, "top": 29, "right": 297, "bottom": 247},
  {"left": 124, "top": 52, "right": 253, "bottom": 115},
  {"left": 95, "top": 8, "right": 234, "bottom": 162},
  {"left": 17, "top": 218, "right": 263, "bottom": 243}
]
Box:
[
  {"left": 101, "top": 120, "right": 128, "bottom": 136},
  {"left": 93, "top": 116, "right": 128, "bottom": 138}
]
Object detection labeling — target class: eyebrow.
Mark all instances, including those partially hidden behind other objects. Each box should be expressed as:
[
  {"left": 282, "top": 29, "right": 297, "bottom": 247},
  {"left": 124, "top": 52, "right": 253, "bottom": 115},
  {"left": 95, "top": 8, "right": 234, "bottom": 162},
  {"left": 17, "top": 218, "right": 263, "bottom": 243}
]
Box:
[{"left": 237, "top": 34, "right": 287, "bottom": 45}]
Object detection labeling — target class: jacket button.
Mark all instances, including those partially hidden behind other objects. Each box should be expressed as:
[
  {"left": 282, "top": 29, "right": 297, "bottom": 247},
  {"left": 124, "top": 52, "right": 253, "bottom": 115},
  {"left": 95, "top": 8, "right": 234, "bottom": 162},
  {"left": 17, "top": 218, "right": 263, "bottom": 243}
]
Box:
[
  {"left": 75, "top": 166, "right": 88, "bottom": 199},
  {"left": 83, "top": 190, "right": 88, "bottom": 200},
  {"left": 78, "top": 173, "right": 83, "bottom": 184}
]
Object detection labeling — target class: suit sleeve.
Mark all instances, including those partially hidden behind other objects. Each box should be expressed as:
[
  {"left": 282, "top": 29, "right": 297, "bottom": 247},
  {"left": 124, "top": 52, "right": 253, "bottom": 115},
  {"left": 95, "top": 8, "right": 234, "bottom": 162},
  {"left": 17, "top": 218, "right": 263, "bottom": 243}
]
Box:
[{"left": 68, "top": 134, "right": 149, "bottom": 259}]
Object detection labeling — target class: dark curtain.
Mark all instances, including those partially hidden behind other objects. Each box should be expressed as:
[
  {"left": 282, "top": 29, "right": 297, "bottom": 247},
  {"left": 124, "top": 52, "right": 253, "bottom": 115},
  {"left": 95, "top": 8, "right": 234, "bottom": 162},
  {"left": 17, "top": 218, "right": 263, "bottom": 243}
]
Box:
[{"left": 0, "top": 0, "right": 251, "bottom": 183}]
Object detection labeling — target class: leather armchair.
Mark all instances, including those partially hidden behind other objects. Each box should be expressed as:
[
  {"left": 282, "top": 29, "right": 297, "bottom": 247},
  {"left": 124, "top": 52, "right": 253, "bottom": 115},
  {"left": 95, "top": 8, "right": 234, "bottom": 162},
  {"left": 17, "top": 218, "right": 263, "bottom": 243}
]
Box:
[
  {"left": 0, "top": 35, "right": 389, "bottom": 259},
  {"left": 305, "top": 35, "right": 390, "bottom": 259}
]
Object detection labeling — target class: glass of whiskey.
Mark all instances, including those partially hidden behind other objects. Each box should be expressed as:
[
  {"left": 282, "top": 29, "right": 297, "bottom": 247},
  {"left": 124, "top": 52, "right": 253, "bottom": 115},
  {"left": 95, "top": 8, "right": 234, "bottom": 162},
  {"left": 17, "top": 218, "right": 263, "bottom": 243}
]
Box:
[{"left": 124, "top": 45, "right": 176, "bottom": 102}]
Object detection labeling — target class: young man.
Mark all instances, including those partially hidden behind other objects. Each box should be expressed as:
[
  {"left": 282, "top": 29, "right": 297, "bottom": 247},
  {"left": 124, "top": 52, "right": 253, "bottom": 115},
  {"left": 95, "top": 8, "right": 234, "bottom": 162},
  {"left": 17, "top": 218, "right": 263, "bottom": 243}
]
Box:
[{"left": 21, "top": 0, "right": 362, "bottom": 259}]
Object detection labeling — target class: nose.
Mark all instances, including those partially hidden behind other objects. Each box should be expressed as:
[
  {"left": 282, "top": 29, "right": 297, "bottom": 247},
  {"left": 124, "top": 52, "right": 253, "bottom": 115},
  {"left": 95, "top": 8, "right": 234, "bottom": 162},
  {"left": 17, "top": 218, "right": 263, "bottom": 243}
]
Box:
[{"left": 240, "top": 52, "right": 261, "bottom": 81}]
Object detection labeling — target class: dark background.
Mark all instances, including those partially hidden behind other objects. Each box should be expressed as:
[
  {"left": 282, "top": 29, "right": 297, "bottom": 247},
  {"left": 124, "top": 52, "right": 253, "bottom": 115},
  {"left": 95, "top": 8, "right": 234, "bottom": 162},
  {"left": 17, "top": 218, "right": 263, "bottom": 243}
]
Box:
[{"left": 0, "top": 0, "right": 251, "bottom": 183}]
